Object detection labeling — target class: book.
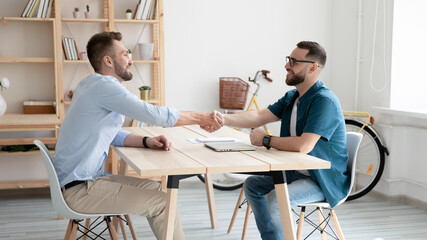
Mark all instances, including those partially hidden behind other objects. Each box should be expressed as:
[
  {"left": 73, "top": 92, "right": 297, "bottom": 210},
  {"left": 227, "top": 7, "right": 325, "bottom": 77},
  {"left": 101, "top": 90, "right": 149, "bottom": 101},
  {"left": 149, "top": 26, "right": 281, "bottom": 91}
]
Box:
[
  {"left": 21, "top": 0, "right": 33, "bottom": 17},
  {"left": 46, "top": 0, "right": 54, "bottom": 18},
  {"left": 67, "top": 38, "right": 76, "bottom": 60},
  {"left": 28, "top": 0, "right": 41, "bottom": 18},
  {"left": 148, "top": 0, "right": 157, "bottom": 20},
  {"left": 23, "top": 0, "right": 36, "bottom": 17},
  {"left": 142, "top": 0, "right": 152, "bottom": 20},
  {"left": 73, "top": 38, "right": 80, "bottom": 60},
  {"left": 36, "top": 0, "right": 45, "bottom": 18},
  {"left": 62, "top": 37, "right": 70, "bottom": 60},
  {"left": 41, "top": 0, "right": 50, "bottom": 18},
  {"left": 135, "top": 0, "right": 146, "bottom": 20}
]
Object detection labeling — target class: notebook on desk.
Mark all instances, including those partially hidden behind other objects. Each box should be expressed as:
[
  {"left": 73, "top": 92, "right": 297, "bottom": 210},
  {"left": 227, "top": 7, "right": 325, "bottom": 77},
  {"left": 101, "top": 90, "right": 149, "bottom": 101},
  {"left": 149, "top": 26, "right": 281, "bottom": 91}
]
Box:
[{"left": 204, "top": 141, "right": 256, "bottom": 152}]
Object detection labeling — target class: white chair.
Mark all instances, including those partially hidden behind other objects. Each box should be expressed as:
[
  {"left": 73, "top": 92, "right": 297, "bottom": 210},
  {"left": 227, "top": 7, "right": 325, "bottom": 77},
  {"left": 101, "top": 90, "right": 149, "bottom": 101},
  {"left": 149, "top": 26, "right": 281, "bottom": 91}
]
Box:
[
  {"left": 295, "top": 132, "right": 363, "bottom": 240},
  {"left": 227, "top": 132, "right": 363, "bottom": 240},
  {"left": 34, "top": 140, "right": 137, "bottom": 240}
]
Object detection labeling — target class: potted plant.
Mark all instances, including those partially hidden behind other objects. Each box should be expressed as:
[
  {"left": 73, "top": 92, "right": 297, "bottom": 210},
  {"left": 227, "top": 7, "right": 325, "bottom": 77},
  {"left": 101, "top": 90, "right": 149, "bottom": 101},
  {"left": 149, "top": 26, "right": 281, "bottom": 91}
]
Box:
[
  {"left": 126, "top": 9, "right": 132, "bottom": 20},
  {"left": 73, "top": 7, "right": 80, "bottom": 18},
  {"left": 85, "top": 5, "right": 92, "bottom": 18},
  {"left": 139, "top": 86, "right": 151, "bottom": 100}
]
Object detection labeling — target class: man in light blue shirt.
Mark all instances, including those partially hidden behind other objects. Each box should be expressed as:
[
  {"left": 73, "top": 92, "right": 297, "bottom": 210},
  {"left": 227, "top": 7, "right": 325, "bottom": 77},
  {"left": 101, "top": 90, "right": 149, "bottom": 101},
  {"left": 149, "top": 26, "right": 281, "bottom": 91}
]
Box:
[
  {"left": 215, "top": 41, "right": 348, "bottom": 239},
  {"left": 55, "top": 32, "right": 220, "bottom": 240}
]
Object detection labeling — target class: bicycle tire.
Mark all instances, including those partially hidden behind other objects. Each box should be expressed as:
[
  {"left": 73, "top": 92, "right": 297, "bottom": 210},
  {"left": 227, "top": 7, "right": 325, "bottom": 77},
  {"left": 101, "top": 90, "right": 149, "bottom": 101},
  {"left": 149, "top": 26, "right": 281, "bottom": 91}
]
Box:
[
  {"left": 197, "top": 174, "right": 244, "bottom": 191},
  {"left": 345, "top": 119, "right": 387, "bottom": 201}
]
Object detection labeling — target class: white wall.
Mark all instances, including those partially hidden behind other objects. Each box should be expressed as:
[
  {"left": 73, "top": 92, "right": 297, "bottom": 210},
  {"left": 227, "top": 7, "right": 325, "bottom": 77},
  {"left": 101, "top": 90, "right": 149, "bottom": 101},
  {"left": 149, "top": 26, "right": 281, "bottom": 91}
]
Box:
[
  {"left": 163, "top": 0, "right": 332, "bottom": 135},
  {"left": 331, "top": 0, "right": 427, "bottom": 203}
]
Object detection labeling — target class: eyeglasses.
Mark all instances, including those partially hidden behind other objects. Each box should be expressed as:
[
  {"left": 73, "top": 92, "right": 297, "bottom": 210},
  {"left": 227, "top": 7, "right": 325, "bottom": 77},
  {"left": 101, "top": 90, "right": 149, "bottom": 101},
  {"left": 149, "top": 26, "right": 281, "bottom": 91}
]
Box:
[{"left": 286, "top": 56, "right": 315, "bottom": 67}]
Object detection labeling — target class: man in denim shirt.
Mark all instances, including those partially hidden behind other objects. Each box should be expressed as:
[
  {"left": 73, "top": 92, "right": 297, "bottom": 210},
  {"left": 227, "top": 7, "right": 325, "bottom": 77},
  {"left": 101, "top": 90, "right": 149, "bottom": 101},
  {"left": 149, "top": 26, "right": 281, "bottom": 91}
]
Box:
[
  {"left": 55, "top": 32, "right": 221, "bottom": 240},
  {"left": 215, "top": 41, "right": 348, "bottom": 239}
]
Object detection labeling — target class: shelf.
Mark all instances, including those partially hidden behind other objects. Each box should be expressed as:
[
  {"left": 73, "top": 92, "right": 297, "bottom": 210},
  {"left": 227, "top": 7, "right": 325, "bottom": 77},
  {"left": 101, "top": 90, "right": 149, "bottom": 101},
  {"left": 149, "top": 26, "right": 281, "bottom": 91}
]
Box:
[
  {"left": 0, "top": 113, "right": 60, "bottom": 129},
  {"left": 1, "top": 17, "right": 54, "bottom": 22},
  {"left": 132, "top": 59, "right": 160, "bottom": 63},
  {"left": 114, "top": 19, "right": 159, "bottom": 24},
  {"left": 0, "top": 179, "right": 49, "bottom": 189},
  {"left": 0, "top": 150, "right": 54, "bottom": 156},
  {"left": 63, "top": 60, "right": 89, "bottom": 63},
  {"left": 62, "top": 18, "right": 108, "bottom": 23},
  {"left": 64, "top": 99, "right": 160, "bottom": 105},
  {"left": 0, "top": 57, "right": 54, "bottom": 63}
]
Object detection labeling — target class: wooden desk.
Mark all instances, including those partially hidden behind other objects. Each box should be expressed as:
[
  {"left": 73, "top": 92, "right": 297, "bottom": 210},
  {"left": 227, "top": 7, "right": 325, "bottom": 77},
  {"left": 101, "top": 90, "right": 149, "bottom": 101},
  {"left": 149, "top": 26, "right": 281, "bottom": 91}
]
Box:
[{"left": 113, "top": 126, "right": 330, "bottom": 240}]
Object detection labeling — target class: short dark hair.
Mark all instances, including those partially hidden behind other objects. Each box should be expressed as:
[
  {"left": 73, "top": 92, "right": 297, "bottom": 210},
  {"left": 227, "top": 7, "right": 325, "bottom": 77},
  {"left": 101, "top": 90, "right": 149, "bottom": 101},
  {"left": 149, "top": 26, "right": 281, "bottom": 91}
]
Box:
[
  {"left": 86, "top": 32, "right": 122, "bottom": 72},
  {"left": 296, "top": 41, "right": 327, "bottom": 69}
]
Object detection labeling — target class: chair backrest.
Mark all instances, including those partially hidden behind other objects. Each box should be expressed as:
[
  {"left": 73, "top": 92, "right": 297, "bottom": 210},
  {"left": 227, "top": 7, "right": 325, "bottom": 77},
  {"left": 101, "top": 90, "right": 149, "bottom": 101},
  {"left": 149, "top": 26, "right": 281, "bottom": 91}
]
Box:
[
  {"left": 341, "top": 132, "right": 363, "bottom": 203},
  {"left": 34, "top": 140, "right": 94, "bottom": 219}
]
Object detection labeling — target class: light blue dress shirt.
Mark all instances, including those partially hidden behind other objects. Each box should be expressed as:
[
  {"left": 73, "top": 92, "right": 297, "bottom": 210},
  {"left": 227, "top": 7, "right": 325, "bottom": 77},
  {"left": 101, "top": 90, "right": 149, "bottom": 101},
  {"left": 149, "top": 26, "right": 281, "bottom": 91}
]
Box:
[{"left": 54, "top": 73, "right": 179, "bottom": 188}]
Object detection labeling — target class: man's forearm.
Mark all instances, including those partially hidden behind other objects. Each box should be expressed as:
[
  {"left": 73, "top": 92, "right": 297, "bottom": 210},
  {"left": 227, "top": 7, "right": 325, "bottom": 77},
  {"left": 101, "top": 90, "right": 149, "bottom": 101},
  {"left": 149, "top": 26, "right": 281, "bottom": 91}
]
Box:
[
  {"left": 174, "top": 111, "right": 204, "bottom": 126},
  {"left": 224, "top": 108, "right": 277, "bottom": 128}
]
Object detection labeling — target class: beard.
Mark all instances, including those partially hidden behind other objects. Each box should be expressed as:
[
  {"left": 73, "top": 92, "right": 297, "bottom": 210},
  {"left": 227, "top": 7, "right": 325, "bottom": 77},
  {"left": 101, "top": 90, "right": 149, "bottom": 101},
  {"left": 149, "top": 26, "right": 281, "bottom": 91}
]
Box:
[
  {"left": 286, "top": 69, "right": 306, "bottom": 86},
  {"left": 113, "top": 59, "right": 133, "bottom": 81}
]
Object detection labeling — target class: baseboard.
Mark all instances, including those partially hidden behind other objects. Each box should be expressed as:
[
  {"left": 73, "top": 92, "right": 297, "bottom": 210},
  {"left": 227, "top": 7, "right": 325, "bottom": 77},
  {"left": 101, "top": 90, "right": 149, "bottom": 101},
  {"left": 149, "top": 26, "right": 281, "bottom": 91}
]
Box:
[{"left": 369, "top": 190, "right": 427, "bottom": 211}]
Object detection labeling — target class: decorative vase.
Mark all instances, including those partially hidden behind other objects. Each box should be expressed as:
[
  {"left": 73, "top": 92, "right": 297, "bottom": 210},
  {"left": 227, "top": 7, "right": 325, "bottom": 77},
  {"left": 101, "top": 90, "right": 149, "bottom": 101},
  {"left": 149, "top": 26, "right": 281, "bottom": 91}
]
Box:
[
  {"left": 0, "top": 94, "right": 6, "bottom": 115},
  {"left": 140, "top": 90, "right": 150, "bottom": 100}
]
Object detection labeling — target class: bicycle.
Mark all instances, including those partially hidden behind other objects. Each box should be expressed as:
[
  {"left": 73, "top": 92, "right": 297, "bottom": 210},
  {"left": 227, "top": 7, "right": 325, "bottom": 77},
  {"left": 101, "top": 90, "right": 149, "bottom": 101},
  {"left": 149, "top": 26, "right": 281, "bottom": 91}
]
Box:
[
  {"left": 197, "top": 70, "right": 273, "bottom": 190},
  {"left": 343, "top": 111, "right": 389, "bottom": 200}
]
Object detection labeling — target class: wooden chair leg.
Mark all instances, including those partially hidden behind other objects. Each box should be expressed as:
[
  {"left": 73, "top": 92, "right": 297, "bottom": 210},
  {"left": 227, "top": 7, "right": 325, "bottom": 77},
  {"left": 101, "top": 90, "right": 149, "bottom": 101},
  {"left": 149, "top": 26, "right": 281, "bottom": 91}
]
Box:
[
  {"left": 125, "top": 214, "right": 138, "bottom": 240},
  {"left": 106, "top": 216, "right": 119, "bottom": 240},
  {"left": 67, "top": 220, "right": 78, "bottom": 240},
  {"left": 227, "top": 187, "right": 245, "bottom": 233},
  {"left": 241, "top": 203, "right": 251, "bottom": 240},
  {"left": 296, "top": 206, "right": 305, "bottom": 240},
  {"left": 82, "top": 218, "right": 91, "bottom": 240},
  {"left": 113, "top": 216, "right": 120, "bottom": 234},
  {"left": 119, "top": 217, "right": 128, "bottom": 240},
  {"left": 64, "top": 220, "right": 73, "bottom": 240},
  {"left": 316, "top": 207, "right": 327, "bottom": 240},
  {"left": 330, "top": 209, "right": 345, "bottom": 240}
]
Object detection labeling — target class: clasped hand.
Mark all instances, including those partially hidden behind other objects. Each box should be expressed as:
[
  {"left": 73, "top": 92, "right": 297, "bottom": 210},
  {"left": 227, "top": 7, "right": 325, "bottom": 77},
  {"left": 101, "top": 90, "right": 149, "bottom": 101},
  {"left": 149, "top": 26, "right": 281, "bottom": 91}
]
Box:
[{"left": 200, "top": 110, "right": 224, "bottom": 132}]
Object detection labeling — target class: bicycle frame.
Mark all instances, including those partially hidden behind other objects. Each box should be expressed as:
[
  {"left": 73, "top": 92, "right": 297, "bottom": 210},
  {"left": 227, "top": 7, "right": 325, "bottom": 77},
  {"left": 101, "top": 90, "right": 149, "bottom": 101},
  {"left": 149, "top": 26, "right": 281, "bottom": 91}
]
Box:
[
  {"left": 343, "top": 111, "right": 372, "bottom": 132},
  {"left": 247, "top": 70, "right": 273, "bottom": 135}
]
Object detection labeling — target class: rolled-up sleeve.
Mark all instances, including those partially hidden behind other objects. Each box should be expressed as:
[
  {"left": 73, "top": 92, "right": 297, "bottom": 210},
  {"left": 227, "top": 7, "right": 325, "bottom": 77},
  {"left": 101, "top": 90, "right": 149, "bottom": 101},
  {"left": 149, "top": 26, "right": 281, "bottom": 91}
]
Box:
[{"left": 111, "top": 129, "right": 132, "bottom": 147}]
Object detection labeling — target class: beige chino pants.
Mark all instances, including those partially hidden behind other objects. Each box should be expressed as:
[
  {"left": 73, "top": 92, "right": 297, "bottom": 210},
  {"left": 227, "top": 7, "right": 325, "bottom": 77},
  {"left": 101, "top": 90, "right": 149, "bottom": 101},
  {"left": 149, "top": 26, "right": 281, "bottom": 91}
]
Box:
[{"left": 62, "top": 175, "right": 185, "bottom": 240}]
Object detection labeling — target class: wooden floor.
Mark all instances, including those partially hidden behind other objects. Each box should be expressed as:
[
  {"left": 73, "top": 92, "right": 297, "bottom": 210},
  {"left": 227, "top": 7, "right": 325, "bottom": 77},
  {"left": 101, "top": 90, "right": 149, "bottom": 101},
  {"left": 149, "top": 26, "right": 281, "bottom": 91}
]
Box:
[{"left": 1, "top": 177, "right": 427, "bottom": 240}]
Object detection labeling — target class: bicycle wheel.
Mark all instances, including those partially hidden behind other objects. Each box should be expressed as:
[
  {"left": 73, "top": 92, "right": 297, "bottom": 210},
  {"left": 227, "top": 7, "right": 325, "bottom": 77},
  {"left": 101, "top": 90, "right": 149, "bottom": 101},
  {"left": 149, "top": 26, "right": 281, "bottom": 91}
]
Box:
[
  {"left": 345, "top": 119, "right": 387, "bottom": 200},
  {"left": 197, "top": 173, "right": 247, "bottom": 191}
]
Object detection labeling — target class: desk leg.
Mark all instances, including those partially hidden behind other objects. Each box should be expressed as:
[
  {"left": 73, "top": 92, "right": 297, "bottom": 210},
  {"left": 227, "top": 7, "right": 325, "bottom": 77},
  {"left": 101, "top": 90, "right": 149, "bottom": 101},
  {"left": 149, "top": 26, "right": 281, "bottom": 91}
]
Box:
[
  {"left": 118, "top": 159, "right": 128, "bottom": 176},
  {"left": 162, "top": 175, "right": 193, "bottom": 240},
  {"left": 162, "top": 188, "right": 178, "bottom": 240},
  {"left": 204, "top": 173, "right": 218, "bottom": 228},
  {"left": 272, "top": 171, "right": 296, "bottom": 240}
]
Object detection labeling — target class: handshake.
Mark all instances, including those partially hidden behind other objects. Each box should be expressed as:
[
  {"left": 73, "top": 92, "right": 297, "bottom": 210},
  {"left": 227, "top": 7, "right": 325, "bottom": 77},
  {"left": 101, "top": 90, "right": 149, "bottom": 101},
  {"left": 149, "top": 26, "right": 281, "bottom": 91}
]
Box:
[{"left": 199, "top": 110, "right": 224, "bottom": 133}]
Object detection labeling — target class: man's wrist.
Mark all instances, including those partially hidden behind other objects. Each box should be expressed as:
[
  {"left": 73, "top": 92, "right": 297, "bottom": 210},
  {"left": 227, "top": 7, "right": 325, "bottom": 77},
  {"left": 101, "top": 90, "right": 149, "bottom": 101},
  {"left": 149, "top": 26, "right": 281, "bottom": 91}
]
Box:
[
  {"left": 262, "top": 135, "right": 272, "bottom": 150},
  {"left": 142, "top": 136, "right": 149, "bottom": 148}
]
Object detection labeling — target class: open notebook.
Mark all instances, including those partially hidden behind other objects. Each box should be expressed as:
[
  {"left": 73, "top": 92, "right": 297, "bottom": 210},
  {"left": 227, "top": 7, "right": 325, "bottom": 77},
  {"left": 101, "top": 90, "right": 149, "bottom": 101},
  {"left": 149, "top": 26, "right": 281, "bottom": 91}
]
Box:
[{"left": 204, "top": 142, "right": 256, "bottom": 152}]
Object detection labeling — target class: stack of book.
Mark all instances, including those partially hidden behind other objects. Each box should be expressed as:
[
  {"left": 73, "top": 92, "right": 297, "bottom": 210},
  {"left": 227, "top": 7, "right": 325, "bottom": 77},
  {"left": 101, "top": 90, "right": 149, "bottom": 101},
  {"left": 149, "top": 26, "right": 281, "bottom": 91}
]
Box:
[
  {"left": 133, "top": 0, "right": 157, "bottom": 20},
  {"left": 62, "top": 37, "right": 80, "bottom": 60},
  {"left": 21, "top": 0, "right": 54, "bottom": 18}
]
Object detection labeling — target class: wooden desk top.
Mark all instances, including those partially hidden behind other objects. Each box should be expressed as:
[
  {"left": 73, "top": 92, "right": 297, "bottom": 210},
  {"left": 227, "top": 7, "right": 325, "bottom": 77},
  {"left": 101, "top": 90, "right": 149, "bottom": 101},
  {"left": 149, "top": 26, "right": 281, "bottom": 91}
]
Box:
[
  {"left": 185, "top": 125, "right": 331, "bottom": 171},
  {"left": 113, "top": 127, "right": 206, "bottom": 177},
  {"left": 114, "top": 126, "right": 330, "bottom": 177}
]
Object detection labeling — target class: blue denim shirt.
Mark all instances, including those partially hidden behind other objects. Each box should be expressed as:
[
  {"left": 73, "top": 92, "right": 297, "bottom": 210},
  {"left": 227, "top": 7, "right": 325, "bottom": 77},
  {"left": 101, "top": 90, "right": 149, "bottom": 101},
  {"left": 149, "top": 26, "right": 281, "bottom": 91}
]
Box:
[
  {"left": 268, "top": 81, "right": 349, "bottom": 207},
  {"left": 54, "top": 73, "right": 179, "bottom": 188}
]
